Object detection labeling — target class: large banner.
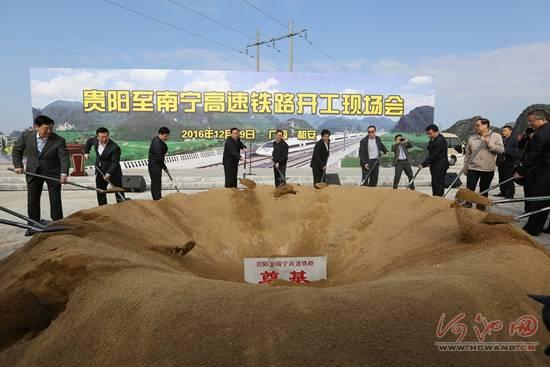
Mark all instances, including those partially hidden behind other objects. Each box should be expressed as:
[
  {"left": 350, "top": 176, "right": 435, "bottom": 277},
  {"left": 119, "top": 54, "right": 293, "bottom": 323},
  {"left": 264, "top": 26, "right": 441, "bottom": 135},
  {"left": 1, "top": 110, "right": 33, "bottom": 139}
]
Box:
[{"left": 0, "top": 68, "right": 435, "bottom": 169}]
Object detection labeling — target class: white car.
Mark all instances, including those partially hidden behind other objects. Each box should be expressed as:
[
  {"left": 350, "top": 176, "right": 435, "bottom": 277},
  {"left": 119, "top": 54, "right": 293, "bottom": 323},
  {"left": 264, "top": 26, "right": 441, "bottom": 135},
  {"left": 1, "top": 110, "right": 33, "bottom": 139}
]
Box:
[{"left": 442, "top": 133, "right": 465, "bottom": 166}]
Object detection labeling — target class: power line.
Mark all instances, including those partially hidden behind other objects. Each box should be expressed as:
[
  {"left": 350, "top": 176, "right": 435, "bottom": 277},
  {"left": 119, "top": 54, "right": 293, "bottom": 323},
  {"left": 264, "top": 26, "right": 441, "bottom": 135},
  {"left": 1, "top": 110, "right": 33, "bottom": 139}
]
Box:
[
  {"left": 102, "top": 0, "right": 252, "bottom": 59},
  {"left": 241, "top": 0, "right": 287, "bottom": 28},
  {"left": 166, "top": 0, "right": 253, "bottom": 40},
  {"left": 240, "top": 0, "right": 349, "bottom": 72},
  {"left": 165, "top": 0, "right": 312, "bottom": 71}
]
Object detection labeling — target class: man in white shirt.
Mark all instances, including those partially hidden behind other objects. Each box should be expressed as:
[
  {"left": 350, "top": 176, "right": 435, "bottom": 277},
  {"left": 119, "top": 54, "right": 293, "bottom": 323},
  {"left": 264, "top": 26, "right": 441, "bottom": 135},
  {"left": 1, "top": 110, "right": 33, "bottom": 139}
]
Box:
[{"left": 359, "top": 126, "right": 388, "bottom": 186}]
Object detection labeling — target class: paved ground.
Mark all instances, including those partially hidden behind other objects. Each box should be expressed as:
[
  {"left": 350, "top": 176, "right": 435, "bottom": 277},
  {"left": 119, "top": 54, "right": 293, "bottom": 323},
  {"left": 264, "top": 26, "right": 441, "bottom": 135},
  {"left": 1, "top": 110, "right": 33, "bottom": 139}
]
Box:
[{"left": 1, "top": 185, "right": 548, "bottom": 260}]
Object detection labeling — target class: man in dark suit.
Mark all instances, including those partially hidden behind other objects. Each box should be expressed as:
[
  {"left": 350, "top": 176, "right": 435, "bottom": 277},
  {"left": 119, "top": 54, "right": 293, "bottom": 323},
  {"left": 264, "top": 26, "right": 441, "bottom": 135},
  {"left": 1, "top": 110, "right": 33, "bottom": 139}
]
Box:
[
  {"left": 422, "top": 124, "right": 449, "bottom": 197},
  {"left": 12, "top": 115, "right": 70, "bottom": 235},
  {"left": 517, "top": 127, "right": 535, "bottom": 213},
  {"left": 84, "top": 127, "right": 125, "bottom": 205},
  {"left": 223, "top": 127, "right": 246, "bottom": 188},
  {"left": 359, "top": 125, "right": 388, "bottom": 186},
  {"left": 391, "top": 134, "right": 415, "bottom": 190},
  {"left": 148, "top": 127, "right": 170, "bottom": 200},
  {"left": 310, "top": 129, "right": 330, "bottom": 185},
  {"left": 516, "top": 110, "right": 550, "bottom": 236},
  {"left": 271, "top": 129, "right": 289, "bottom": 187},
  {"left": 495, "top": 125, "right": 519, "bottom": 199}
]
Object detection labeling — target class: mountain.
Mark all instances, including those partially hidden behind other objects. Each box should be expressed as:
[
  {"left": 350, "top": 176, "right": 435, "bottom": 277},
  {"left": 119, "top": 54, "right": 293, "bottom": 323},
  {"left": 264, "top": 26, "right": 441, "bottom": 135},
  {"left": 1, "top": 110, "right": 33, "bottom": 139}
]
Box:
[
  {"left": 318, "top": 117, "right": 359, "bottom": 132},
  {"left": 444, "top": 115, "right": 501, "bottom": 142},
  {"left": 275, "top": 118, "right": 315, "bottom": 137},
  {"left": 309, "top": 115, "right": 396, "bottom": 132},
  {"left": 392, "top": 106, "right": 434, "bottom": 133},
  {"left": 34, "top": 100, "right": 131, "bottom": 130},
  {"left": 359, "top": 116, "right": 396, "bottom": 132},
  {"left": 511, "top": 104, "right": 550, "bottom": 138}
]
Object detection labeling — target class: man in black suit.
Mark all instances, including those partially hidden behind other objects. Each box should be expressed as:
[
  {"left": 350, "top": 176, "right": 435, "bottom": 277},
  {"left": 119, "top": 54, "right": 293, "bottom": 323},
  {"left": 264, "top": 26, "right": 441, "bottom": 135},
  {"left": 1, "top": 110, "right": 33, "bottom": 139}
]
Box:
[
  {"left": 422, "top": 124, "right": 449, "bottom": 197},
  {"left": 391, "top": 134, "right": 415, "bottom": 190},
  {"left": 495, "top": 125, "right": 519, "bottom": 199},
  {"left": 272, "top": 129, "right": 289, "bottom": 187},
  {"left": 359, "top": 125, "right": 388, "bottom": 186},
  {"left": 516, "top": 110, "right": 550, "bottom": 236},
  {"left": 310, "top": 129, "right": 330, "bottom": 185},
  {"left": 84, "top": 127, "right": 125, "bottom": 205},
  {"left": 223, "top": 127, "right": 246, "bottom": 188},
  {"left": 12, "top": 115, "right": 70, "bottom": 235},
  {"left": 148, "top": 127, "right": 170, "bottom": 200}
]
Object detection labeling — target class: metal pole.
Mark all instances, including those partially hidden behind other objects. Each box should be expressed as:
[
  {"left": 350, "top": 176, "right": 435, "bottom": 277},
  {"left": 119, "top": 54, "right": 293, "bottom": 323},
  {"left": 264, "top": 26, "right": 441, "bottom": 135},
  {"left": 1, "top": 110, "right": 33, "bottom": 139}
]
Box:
[
  {"left": 289, "top": 20, "right": 293, "bottom": 72},
  {"left": 256, "top": 28, "right": 260, "bottom": 72}
]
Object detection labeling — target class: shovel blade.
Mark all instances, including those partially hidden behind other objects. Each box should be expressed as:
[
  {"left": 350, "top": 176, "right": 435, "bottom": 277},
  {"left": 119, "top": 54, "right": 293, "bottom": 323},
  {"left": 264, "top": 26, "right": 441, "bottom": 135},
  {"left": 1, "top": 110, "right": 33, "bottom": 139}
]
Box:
[{"left": 239, "top": 178, "right": 256, "bottom": 189}]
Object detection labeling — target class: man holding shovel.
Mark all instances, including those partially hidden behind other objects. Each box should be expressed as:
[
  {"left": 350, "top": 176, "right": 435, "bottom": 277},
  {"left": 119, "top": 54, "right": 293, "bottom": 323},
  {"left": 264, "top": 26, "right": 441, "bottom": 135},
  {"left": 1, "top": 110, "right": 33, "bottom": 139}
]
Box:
[
  {"left": 516, "top": 110, "right": 550, "bottom": 236},
  {"left": 463, "top": 118, "right": 504, "bottom": 210},
  {"left": 421, "top": 124, "right": 448, "bottom": 197},
  {"left": 84, "top": 127, "right": 125, "bottom": 206},
  {"left": 12, "top": 115, "right": 70, "bottom": 235},
  {"left": 359, "top": 126, "right": 387, "bottom": 187},
  {"left": 272, "top": 129, "right": 288, "bottom": 188},
  {"left": 223, "top": 127, "right": 247, "bottom": 188},
  {"left": 148, "top": 127, "right": 170, "bottom": 200},
  {"left": 310, "top": 129, "right": 331, "bottom": 186}
]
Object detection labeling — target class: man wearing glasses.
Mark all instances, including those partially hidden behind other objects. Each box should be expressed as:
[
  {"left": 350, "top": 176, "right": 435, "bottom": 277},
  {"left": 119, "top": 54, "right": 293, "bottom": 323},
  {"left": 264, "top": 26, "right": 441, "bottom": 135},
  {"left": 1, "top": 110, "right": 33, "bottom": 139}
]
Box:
[{"left": 359, "top": 125, "right": 387, "bottom": 186}]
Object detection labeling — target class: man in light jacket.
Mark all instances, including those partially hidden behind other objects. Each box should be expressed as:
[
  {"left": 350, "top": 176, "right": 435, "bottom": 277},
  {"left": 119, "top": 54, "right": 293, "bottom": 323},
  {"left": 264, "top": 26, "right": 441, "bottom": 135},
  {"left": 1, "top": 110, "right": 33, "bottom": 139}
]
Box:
[{"left": 464, "top": 118, "right": 504, "bottom": 210}]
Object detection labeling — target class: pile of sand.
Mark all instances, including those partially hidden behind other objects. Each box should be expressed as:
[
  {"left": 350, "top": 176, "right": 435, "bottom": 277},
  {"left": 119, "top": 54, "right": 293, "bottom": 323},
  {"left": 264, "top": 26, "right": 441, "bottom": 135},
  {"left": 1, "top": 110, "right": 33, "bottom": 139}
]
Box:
[{"left": 1, "top": 186, "right": 549, "bottom": 366}]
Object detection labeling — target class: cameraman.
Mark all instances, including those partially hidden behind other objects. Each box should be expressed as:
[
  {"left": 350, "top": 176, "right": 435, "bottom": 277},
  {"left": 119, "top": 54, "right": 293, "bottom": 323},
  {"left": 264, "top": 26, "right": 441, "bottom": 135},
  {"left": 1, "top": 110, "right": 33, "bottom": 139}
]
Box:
[{"left": 392, "top": 134, "right": 415, "bottom": 190}]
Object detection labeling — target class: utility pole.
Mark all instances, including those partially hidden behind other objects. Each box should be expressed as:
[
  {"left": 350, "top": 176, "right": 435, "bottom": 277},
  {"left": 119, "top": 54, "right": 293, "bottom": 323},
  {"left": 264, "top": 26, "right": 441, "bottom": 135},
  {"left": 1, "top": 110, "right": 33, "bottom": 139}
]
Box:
[
  {"left": 289, "top": 20, "right": 293, "bottom": 72},
  {"left": 246, "top": 24, "right": 306, "bottom": 72}
]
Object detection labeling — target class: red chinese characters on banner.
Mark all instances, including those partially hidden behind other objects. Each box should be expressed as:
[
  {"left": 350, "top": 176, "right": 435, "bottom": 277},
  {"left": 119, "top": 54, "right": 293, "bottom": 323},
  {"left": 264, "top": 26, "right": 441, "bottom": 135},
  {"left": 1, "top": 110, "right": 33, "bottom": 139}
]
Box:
[
  {"left": 258, "top": 271, "right": 279, "bottom": 285},
  {"left": 289, "top": 270, "right": 310, "bottom": 284}
]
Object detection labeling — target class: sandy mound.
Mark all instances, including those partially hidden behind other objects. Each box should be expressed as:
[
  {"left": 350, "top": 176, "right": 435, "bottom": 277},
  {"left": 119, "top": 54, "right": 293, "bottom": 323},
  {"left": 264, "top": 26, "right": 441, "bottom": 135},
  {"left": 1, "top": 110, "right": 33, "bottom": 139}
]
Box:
[{"left": 1, "top": 186, "right": 549, "bottom": 367}]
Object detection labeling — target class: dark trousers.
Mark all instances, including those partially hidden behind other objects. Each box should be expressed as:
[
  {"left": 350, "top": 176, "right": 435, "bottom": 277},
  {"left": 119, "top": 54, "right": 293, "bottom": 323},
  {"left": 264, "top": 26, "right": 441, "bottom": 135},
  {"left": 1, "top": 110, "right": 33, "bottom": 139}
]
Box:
[
  {"left": 224, "top": 163, "right": 238, "bottom": 188},
  {"left": 522, "top": 171, "right": 550, "bottom": 235},
  {"left": 148, "top": 164, "right": 163, "bottom": 200},
  {"left": 497, "top": 164, "right": 515, "bottom": 198},
  {"left": 96, "top": 174, "right": 125, "bottom": 206},
  {"left": 393, "top": 160, "right": 414, "bottom": 189},
  {"left": 273, "top": 162, "right": 287, "bottom": 187},
  {"left": 312, "top": 167, "right": 324, "bottom": 185},
  {"left": 523, "top": 176, "right": 535, "bottom": 213},
  {"left": 466, "top": 169, "right": 495, "bottom": 198},
  {"left": 27, "top": 175, "right": 63, "bottom": 223},
  {"left": 361, "top": 159, "right": 380, "bottom": 187},
  {"left": 430, "top": 164, "right": 447, "bottom": 197}
]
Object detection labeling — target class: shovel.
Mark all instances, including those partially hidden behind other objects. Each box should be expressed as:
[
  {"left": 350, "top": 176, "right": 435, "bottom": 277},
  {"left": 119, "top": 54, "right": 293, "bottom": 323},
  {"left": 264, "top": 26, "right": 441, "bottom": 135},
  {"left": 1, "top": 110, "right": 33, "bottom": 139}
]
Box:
[
  {"left": 314, "top": 168, "right": 328, "bottom": 189},
  {"left": 273, "top": 165, "right": 296, "bottom": 197},
  {"left": 0, "top": 205, "right": 71, "bottom": 234},
  {"left": 8, "top": 168, "right": 123, "bottom": 194},
  {"left": 95, "top": 165, "right": 126, "bottom": 201},
  {"left": 443, "top": 132, "right": 493, "bottom": 198},
  {"left": 239, "top": 150, "right": 256, "bottom": 189},
  {"left": 482, "top": 205, "right": 550, "bottom": 224},
  {"left": 456, "top": 186, "right": 550, "bottom": 207},
  {"left": 360, "top": 158, "right": 381, "bottom": 186},
  {"left": 407, "top": 166, "right": 422, "bottom": 189},
  {"left": 164, "top": 168, "right": 180, "bottom": 193},
  {"left": 454, "top": 176, "right": 518, "bottom": 205},
  {"left": 275, "top": 165, "right": 287, "bottom": 186}
]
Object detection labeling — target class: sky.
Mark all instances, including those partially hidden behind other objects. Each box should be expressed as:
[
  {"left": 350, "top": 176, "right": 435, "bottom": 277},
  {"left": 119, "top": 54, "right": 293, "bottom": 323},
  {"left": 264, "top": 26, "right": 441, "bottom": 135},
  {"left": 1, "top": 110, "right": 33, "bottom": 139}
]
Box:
[{"left": 1, "top": 0, "right": 550, "bottom": 133}]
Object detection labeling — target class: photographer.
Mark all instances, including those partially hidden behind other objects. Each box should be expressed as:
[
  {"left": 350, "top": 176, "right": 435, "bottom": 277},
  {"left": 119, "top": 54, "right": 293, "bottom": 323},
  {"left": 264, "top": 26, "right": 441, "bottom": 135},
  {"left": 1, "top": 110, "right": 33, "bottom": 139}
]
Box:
[{"left": 391, "top": 134, "right": 415, "bottom": 190}]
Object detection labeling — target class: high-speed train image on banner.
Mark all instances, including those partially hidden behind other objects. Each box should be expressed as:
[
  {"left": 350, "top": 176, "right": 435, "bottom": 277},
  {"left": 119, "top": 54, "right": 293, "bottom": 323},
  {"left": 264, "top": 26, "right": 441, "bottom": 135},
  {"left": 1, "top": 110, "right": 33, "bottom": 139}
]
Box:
[{"left": 255, "top": 133, "right": 361, "bottom": 157}]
